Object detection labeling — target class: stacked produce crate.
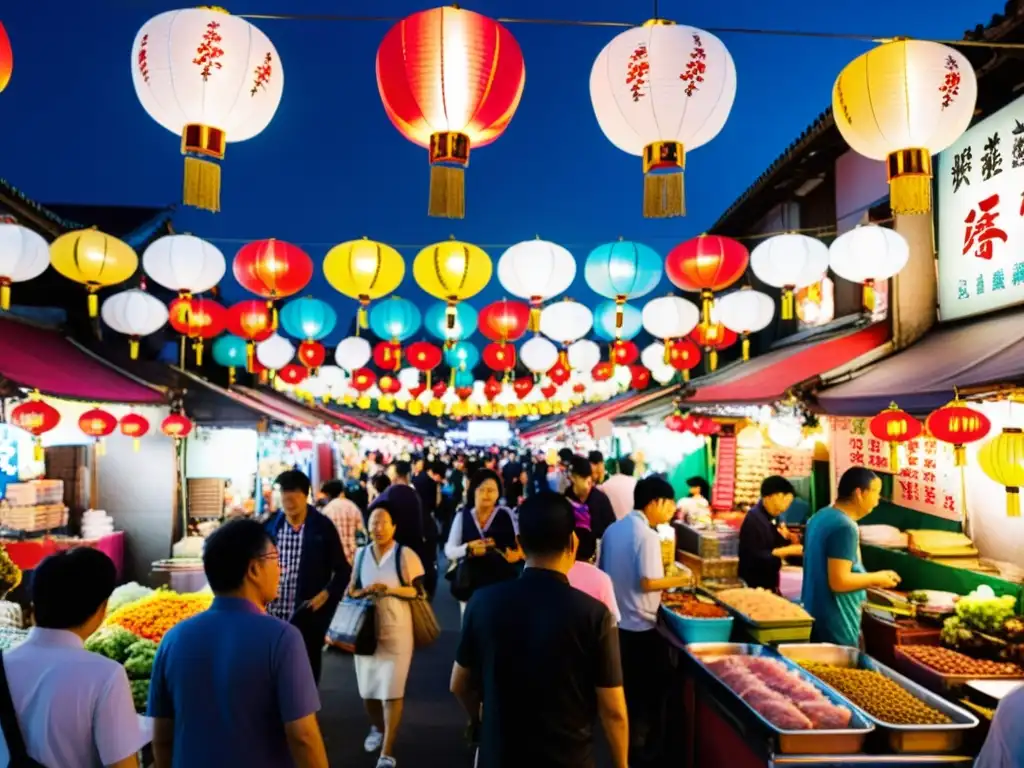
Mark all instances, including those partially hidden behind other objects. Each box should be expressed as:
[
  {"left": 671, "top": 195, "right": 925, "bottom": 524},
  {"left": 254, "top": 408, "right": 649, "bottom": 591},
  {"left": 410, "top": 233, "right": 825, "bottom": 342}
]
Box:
[{"left": 0, "top": 480, "right": 67, "bottom": 533}]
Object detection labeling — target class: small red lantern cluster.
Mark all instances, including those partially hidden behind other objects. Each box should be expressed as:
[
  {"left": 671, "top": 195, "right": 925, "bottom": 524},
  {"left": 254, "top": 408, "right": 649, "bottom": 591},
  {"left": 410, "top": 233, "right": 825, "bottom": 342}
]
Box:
[
  {"left": 869, "top": 402, "right": 922, "bottom": 472},
  {"left": 227, "top": 300, "right": 274, "bottom": 372},
  {"left": 925, "top": 397, "right": 991, "bottom": 466},
  {"left": 161, "top": 413, "right": 194, "bottom": 440},
  {"left": 666, "top": 411, "right": 721, "bottom": 436},
  {"left": 10, "top": 394, "right": 60, "bottom": 461}
]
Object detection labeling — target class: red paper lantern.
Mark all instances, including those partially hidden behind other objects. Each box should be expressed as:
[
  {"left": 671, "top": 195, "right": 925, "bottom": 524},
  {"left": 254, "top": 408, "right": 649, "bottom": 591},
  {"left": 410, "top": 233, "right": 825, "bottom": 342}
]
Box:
[
  {"left": 233, "top": 239, "right": 314, "bottom": 326},
  {"left": 573, "top": 382, "right": 587, "bottom": 394},
  {"left": 665, "top": 413, "right": 686, "bottom": 432},
  {"left": 547, "top": 360, "right": 571, "bottom": 386},
  {"left": 484, "top": 377, "right": 502, "bottom": 401},
  {"left": 351, "top": 368, "right": 376, "bottom": 393},
  {"left": 409, "top": 382, "right": 427, "bottom": 399},
  {"left": 161, "top": 413, "right": 194, "bottom": 440},
  {"left": 926, "top": 399, "right": 992, "bottom": 466},
  {"left": 119, "top": 413, "right": 150, "bottom": 452},
  {"left": 169, "top": 297, "right": 227, "bottom": 366},
  {"left": 227, "top": 300, "right": 275, "bottom": 372},
  {"left": 611, "top": 340, "right": 639, "bottom": 366},
  {"left": 680, "top": 414, "right": 721, "bottom": 436},
  {"left": 10, "top": 396, "right": 60, "bottom": 460},
  {"left": 79, "top": 407, "right": 117, "bottom": 439},
  {"left": 297, "top": 340, "right": 326, "bottom": 371},
  {"left": 431, "top": 380, "right": 449, "bottom": 399},
  {"left": 479, "top": 299, "right": 531, "bottom": 343},
  {"left": 378, "top": 375, "right": 402, "bottom": 395},
  {"left": 592, "top": 362, "right": 614, "bottom": 382},
  {"left": 666, "top": 235, "right": 749, "bottom": 324},
  {"left": 376, "top": 6, "right": 526, "bottom": 218},
  {"left": 869, "top": 402, "right": 922, "bottom": 472},
  {"left": 630, "top": 365, "right": 650, "bottom": 390},
  {"left": 406, "top": 341, "right": 443, "bottom": 388},
  {"left": 373, "top": 341, "right": 402, "bottom": 372},
  {"left": 541, "top": 384, "right": 557, "bottom": 399},
  {"left": 513, "top": 377, "right": 533, "bottom": 400},
  {"left": 690, "top": 321, "right": 738, "bottom": 372},
  {"left": 278, "top": 364, "right": 308, "bottom": 386},
  {"left": 0, "top": 22, "right": 12, "bottom": 95},
  {"left": 455, "top": 386, "right": 473, "bottom": 401},
  {"left": 668, "top": 339, "right": 701, "bottom": 381},
  {"left": 483, "top": 342, "right": 516, "bottom": 372}
]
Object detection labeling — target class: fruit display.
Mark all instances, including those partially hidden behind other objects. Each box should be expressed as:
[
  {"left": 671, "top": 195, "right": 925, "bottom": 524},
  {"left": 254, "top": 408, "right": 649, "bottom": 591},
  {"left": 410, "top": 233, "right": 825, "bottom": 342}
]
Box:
[
  {"left": 800, "top": 663, "right": 951, "bottom": 725},
  {"left": 663, "top": 592, "right": 729, "bottom": 619},
  {"left": 954, "top": 585, "right": 1016, "bottom": 633},
  {"left": 716, "top": 587, "right": 812, "bottom": 622},
  {"left": 105, "top": 590, "right": 213, "bottom": 643},
  {"left": 706, "top": 655, "right": 853, "bottom": 730},
  {"left": 900, "top": 644, "right": 1024, "bottom": 678}
]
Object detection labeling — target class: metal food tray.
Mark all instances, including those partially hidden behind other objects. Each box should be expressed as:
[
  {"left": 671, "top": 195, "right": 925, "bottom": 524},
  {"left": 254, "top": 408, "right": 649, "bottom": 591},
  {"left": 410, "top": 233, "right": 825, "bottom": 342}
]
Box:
[
  {"left": 686, "top": 642, "right": 874, "bottom": 755},
  {"left": 776, "top": 643, "right": 979, "bottom": 754},
  {"left": 697, "top": 588, "right": 815, "bottom": 642},
  {"left": 892, "top": 646, "right": 1024, "bottom": 691}
]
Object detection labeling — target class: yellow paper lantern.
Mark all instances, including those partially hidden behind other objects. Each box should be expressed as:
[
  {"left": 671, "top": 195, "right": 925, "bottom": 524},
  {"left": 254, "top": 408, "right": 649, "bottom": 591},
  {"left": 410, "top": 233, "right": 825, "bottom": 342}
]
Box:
[
  {"left": 323, "top": 237, "right": 405, "bottom": 329},
  {"left": 413, "top": 239, "right": 491, "bottom": 329},
  {"left": 407, "top": 400, "right": 424, "bottom": 416},
  {"left": 428, "top": 398, "right": 445, "bottom": 417},
  {"left": 977, "top": 428, "right": 1024, "bottom": 517},
  {"left": 50, "top": 229, "right": 138, "bottom": 317},
  {"left": 356, "top": 395, "right": 372, "bottom": 410}
]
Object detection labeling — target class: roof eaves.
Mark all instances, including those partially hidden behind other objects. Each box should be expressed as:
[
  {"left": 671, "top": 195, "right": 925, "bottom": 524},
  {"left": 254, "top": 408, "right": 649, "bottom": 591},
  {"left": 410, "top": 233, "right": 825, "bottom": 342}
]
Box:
[{"left": 0, "top": 178, "right": 83, "bottom": 237}]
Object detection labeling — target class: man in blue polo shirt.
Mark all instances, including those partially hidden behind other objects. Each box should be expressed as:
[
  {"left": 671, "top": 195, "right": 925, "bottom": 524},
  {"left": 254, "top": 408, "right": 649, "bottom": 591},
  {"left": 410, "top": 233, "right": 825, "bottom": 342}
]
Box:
[{"left": 148, "top": 519, "right": 328, "bottom": 768}]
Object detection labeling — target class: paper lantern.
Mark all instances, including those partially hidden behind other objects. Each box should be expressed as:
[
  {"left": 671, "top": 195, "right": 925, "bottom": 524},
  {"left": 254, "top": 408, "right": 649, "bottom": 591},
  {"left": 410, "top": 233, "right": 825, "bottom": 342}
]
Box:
[
  {"left": 119, "top": 413, "right": 150, "bottom": 452},
  {"left": 715, "top": 288, "right": 776, "bottom": 360},
  {"left": 667, "top": 338, "right": 701, "bottom": 380},
  {"left": 978, "top": 428, "right": 1024, "bottom": 517},
  {"left": 642, "top": 344, "right": 677, "bottom": 385},
  {"left": 547, "top": 360, "right": 571, "bottom": 386},
  {"left": 926, "top": 398, "right": 991, "bottom": 466},
  {"left": 630, "top": 365, "right": 651, "bottom": 390},
  {"left": 323, "top": 237, "right": 405, "bottom": 329},
  {"left": 79, "top": 407, "right": 117, "bottom": 442},
  {"left": 479, "top": 299, "right": 531, "bottom": 343},
  {"left": 378, "top": 375, "right": 402, "bottom": 396},
  {"left": 297, "top": 341, "right": 326, "bottom": 372},
  {"left": 539, "top": 299, "right": 593, "bottom": 346},
  {"left": 256, "top": 333, "right": 295, "bottom": 372},
  {"left": 611, "top": 340, "right": 639, "bottom": 366},
  {"left": 233, "top": 239, "right": 313, "bottom": 327},
  {"left": 484, "top": 377, "right": 502, "bottom": 401},
  {"left": 0, "top": 22, "right": 11, "bottom": 94},
  {"left": 590, "top": 22, "right": 736, "bottom": 217},
  {"left": 10, "top": 394, "right": 60, "bottom": 460},
  {"left": 212, "top": 334, "right": 247, "bottom": 384},
  {"left": 680, "top": 414, "right": 721, "bottom": 436},
  {"left": 642, "top": 295, "right": 700, "bottom": 363},
  {"left": 161, "top": 413, "right": 193, "bottom": 440},
  {"left": 665, "top": 234, "right": 748, "bottom": 323},
  {"left": 350, "top": 367, "right": 376, "bottom": 393},
  {"left": 413, "top": 239, "right": 491, "bottom": 328},
  {"left": 425, "top": 302, "right": 477, "bottom": 345},
  {"left": 131, "top": 8, "right": 284, "bottom": 211},
  {"left": 567, "top": 340, "right": 601, "bottom": 373},
  {"left": 592, "top": 361, "right": 615, "bottom": 382},
  {"left": 169, "top": 296, "right": 227, "bottom": 366},
  {"left": 373, "top": 341, "right": 403, "bottom": 373},
  {"left": 585, "top": 240, "right": 662, "bottom": 328},
  {"left": 101, "top": 288, "right": 169, "bottom": 360},
  {"left": 0, "top": 223, "right": 49, "bottom": 311},
  {"left": 828, "top": 225, "right": 910, "bottom": 312},
  {"left": 142, "top": 234, "right": 225, "bottom": 298},
  {"left": 833, "top": 40, "right": 976, "bottom": 215},
  {"left": 278, "top": 363, "right": 307, "bottom": 386},
  {"left": 405, "top": 341, "right": 442, "bottom": 388},
  {"left": 869, "top": 402, "right": 922, "bottom": 472},
  {"left": 369, "top": 297, "right": 422, "bottom": 343},
  {"left": 226, "top": 300, "right": 274, "bottom": 371},
  {"left": 665, "top": 413, "right": 686, "bottom": 432},
  {"left": 690, "top": 321, "right": 736, "bottom": 372},
  {"left": 483, "top": 342, "right": 517, "bottom": 373},
  {"left": 444, "top": 341, "right": 480, "bottom": 373},
  {"left": 498, "top": 239, "right": 576, "bottom": 330},
  {"left": 513, "top": 377, "right": 534, "bottom": 400},
  {"left": 280, "top": 297, "right": 337, "bottom": 342},
  {"left": 376, "top": 6, "right": 526, "bottom": 218},
  {"left": 520, "top": 337, "right": 559, "bottom": 374},
  {"left": 50, "top": 230, "right": 138, "bottom": 317},
  {"left": 594, "top": 301, "right": 642, "bottom": 342},
  {"left": 750, "top": 234, "right": 829, "bottom": 320},
  {"left": 335, "top": 336, "right": 372, "bottom": 372}
]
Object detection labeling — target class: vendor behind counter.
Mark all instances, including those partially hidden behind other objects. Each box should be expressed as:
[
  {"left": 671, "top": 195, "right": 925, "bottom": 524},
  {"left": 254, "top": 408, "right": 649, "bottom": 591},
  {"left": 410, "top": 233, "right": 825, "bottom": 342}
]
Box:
[{"left": 737, "top": 477, "right": 803, "bottom": 592}]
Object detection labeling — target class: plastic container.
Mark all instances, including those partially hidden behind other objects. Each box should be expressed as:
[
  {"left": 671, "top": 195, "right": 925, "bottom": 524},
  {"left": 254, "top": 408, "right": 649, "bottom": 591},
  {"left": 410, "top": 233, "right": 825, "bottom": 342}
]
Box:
[{"left": 660, "top": 606, "right": 734, "bottom": 644}]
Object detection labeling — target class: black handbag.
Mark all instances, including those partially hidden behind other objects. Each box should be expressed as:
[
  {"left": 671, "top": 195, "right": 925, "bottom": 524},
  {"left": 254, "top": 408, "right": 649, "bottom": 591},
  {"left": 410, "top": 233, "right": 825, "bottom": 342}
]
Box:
[
  {"left": 326, "top": 549, "right": 378, "bottom": 655},
  {"left": 0, "top": 651, "right": 44, "bottom": 767},
  {"left": 445, "top": 557, "right": 476, "bottom": 602}
]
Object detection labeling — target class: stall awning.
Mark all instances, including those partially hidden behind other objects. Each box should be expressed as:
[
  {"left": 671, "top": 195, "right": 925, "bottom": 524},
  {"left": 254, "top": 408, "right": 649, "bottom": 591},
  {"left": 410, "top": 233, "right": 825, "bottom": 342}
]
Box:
[
  {"left": 0, "top": 317, "right": 165, "bottom": 404},
  {"left": 817, "top": 309, "right": 1024, "bottom": 416},
  {"left": 171, "top": 369, "right": 307, "bottom": 428},
  {"left": 520, "top": 386, "right": 679, "bottom": 440},
  {"left": 231, "top": 387, "right": 328, "bottom": 430},
  {"left": 684, "top": 322, "right": 890, "bottom": 406}
]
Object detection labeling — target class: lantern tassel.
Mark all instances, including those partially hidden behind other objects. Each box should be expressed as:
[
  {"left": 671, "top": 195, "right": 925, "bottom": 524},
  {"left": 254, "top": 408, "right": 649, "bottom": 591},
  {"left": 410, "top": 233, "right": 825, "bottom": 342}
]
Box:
[
  {"left": 683, "top": 369, "right": 690, "bottom": 382},
  {"left": 426, "top": 371, "right": 432, "bottom": 389},
  {"left": 700, "top": 290, "right": 713, "bottom": 325},
  {"left": 889, "top": 173, "right": 931, "bottom": 216},
  {"left": 246, "top": 341, "right": 255, "bottom": 373},
  {"left": 529, "top": 305, "right": 541, "bottom": 333},
  {"left": 1008, "top": 488, "right": 1021, "bottom": 518},
  {"left": 643, "top": 171, "right": 684, "bottom": 218},
  {"left": 95, "top": 440, "right": 105, "bottom": 457},
  {"left": 863, "top": 279, "right": 875, "bottom": 313},
  {"left": 663, "top": 342, "right": 672, "bottom": 365},
  {"left": 0, "top": 282, "right": 10, "bottom": 311},
  {"left": 889, "top": 443, "right": 900, "bottom": 473},
  {"left": 358, "top": 305, "right": 369, "bottom": 330},
  {"left": 269, "top": 301, "right": 278, "bottom": 331},
  {"left": 954, "top": 445, "right": 966, "bottom": 466},
  {"left": 194, "top": 339, "right": 204, "bottom": 367},
  {"left": 33, "top": 438, "right": 43, "bottom": 463},
  {"left": 782, "top": 290, "right": 794, "bottom": 321},
  {"left": 742, "top": 335, "right": 750, "bottom": 361},
  {"left": 179, "top": 336, "right": 187, "bottom": 369},
  {"left": 259, "top": 370, "right": 269, "bottom": 385},
  {"left": 129, "top": 338, "right": 140, "bottom": 360},
  {"left": 446, "top": 303, "right": 457, "bottom": 330},
  {"left": 87, "top": 290, "right": 99, "bottom": 319},
  {"left": 133, "top": 438, "right": 141, "bottom": 453},
  {"left": 710, "top": 349, "right": 718, "bottom": 371},
  {"left": 615, "top": 300, "right": 625, "bottom": 330},
  {"left": 429, "top": 166, "right": 465, "bottom": 219},
  {"left": 182, "top": 156, "right": 221, "bottom": 213},
  {"left": 228, "top": 367, "right": 236, "bottom": 386}
]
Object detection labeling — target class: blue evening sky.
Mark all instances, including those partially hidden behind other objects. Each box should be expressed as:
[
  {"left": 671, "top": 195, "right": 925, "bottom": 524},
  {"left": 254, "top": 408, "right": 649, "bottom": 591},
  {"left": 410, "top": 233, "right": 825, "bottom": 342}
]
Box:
[{"left": 0, "top": 0, "right": 1005, "bottom": 335}]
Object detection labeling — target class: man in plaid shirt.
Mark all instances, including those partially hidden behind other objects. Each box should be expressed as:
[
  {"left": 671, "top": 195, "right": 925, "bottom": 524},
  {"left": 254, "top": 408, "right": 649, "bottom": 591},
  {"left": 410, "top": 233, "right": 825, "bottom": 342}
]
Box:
[{"left": 319, "top": 480, "right": 365, "bottom": 566}]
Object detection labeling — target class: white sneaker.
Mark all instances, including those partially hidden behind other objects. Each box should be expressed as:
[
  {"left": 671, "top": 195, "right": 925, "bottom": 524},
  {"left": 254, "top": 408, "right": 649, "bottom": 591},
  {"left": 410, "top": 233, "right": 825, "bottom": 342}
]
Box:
[
  {"left": 376, "top": 757, "right": 396, "bottom": 768},
  {"left": 363, "top": 727, "right": 383, "bottom": 753}
]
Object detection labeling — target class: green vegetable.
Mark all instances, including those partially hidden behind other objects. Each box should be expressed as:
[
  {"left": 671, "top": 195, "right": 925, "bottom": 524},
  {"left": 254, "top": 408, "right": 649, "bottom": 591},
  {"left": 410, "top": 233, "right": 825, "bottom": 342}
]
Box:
[
  {"left": 907, "top": 591, "right": 929, "bottom": 605},
  {"left": 125, "top": 639, "right": 158, "bottom": 658},
  {"left": 84, "top": 627, "right": 141, "bottom": 663},
  {"left": 130, "top": 679, "right": 150, "bottom": 713},
  {"left": 955, "top": 592, "right": 1016, "bottom": 633}
]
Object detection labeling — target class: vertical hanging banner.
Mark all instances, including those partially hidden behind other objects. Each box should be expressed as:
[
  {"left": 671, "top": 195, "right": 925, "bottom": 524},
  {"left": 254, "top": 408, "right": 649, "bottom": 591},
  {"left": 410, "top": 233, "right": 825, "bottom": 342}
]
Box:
[{"left": 830, "top": 416, "right": 961, "bottom": 522}]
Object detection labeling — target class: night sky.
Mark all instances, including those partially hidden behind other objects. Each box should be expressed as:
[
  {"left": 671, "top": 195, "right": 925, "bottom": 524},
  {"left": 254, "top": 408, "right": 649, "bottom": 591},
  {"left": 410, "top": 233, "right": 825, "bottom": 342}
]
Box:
[{"left": 0, "top": 0, "right": 1005, "bottom": 339}]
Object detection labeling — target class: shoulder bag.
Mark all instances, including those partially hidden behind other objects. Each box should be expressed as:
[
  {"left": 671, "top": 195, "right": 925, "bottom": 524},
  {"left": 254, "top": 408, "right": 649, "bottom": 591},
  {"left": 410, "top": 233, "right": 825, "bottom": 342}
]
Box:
[
  {"left": 397, "top": 545, "right": 441, "bottom": 649},
  {"left": 326, "top": 548, "right": 378, "bottom": 656},
  {"left": 0, "top": 651, "right": 44, "bottom": 767}
]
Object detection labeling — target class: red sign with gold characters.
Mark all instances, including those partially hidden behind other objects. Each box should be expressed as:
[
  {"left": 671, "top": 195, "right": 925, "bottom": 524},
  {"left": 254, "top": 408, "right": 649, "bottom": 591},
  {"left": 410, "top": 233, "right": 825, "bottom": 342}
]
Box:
[{"left": 830, "top": 416, "right": 961, "bottom": 522}]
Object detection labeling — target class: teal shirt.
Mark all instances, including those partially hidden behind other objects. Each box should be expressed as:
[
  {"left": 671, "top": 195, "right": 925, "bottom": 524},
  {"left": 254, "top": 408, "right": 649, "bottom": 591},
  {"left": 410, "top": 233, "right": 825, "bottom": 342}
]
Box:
[{"left": 801, "top": 506, "right": 865, "bottom": 647}]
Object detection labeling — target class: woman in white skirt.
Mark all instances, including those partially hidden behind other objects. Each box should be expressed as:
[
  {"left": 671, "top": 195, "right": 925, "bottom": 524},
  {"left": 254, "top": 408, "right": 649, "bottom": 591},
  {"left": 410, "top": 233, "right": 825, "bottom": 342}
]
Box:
[{"left": 348, "top": 502, "right": 424, "bottom": 768}]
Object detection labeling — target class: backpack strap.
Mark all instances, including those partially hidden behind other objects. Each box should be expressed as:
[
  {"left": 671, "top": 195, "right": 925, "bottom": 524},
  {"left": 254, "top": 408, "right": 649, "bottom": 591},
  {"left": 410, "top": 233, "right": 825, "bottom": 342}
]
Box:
[
  {"left": 354, "top": 547, "right": 368, "bottom": 591},
  {"left": 0, "top": 650, "right": 29, "bottom": 761},
  {"left": 395, "top": 544, "right": 407, "bottom": 588}
]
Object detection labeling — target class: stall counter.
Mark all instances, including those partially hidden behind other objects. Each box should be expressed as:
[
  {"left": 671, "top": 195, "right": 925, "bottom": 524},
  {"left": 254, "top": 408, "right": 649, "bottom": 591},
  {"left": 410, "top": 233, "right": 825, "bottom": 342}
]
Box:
[{"left": 2, "top": 531, "right": 125, "bottom": 580}]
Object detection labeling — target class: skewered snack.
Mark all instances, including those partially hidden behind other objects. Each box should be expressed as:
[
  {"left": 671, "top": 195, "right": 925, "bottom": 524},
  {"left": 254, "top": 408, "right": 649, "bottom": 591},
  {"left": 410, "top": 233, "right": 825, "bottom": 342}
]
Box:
[
  {"left": 716, "top": 587, "right": 812, "bottom": 622},
  {"left": 900, "top": 644, "right": 1024, "bottom": 677},
  {"left": 800, "top": 663, "right": 951, "bottom": 725}
]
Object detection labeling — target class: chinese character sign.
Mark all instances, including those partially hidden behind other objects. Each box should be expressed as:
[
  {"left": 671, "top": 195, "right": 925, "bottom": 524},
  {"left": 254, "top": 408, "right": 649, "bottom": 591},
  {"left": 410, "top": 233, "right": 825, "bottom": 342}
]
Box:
[
  {"left": 830, "top": 417, "right": 962, "bottom": 522},
  {"left": 938, "top": 96, "right": 1024, "bottom": 320}
]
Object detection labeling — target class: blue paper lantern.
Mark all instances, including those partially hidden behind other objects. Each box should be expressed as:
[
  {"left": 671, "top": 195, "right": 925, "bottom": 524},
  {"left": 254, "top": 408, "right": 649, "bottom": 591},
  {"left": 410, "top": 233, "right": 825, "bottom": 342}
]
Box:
[
  {"left": 425, "top": 301, "right": 477, "bottom": 342},
  {"left": 369, "top": 296, "right": 422, "bottom": 342},
  {"left": 444, "top": 341, "right": 480, "bottom": 372},
  {"left": 593, "top": 301, "right": 642, "bottom": 341},
  {"left": 585, "top": 240, "right": 662, "bottom": 301},
  {"left": 212, "top": 335, "right": 248, "bottom": 383},
  {"left": 279, "top": 297, "right": 338, "bottom": 341},
  {"left": 453, "top": 370, "right": 474, "bottom": 389}
]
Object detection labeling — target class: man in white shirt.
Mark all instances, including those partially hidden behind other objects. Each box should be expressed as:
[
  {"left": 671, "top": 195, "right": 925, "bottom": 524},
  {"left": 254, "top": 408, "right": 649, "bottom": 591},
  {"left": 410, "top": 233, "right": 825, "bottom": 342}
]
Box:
[
  {"left": 0, "top": 549, "right": 144, "bottom": 768},
  {"left": 599, "top": 475, "right": 686, "bottom": 768},
  {"left": 975, "top": 685, "right": 1024, "bottom": 767},
  {"left": 600, "top": 456, "right": 638, "bottom": 521}
]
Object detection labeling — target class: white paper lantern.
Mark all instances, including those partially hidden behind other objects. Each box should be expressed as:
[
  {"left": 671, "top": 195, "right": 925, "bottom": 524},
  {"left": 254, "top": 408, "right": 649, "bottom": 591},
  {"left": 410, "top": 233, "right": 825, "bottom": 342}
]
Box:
[
  {"left": 641, "top": 295, "right": 700, "bottom": 350},
  {"left": 829, "top": 225, "right": 910, "bottom": 312},
  {"left": 317, "top": 365, "right": 349, "bottom": 398},
  {"left": 397, "top": 367, "right": 422, "bottom": 390},
  {"left": 256, "top": 333, "right": 295, "bottom": 371},
  {"left": 641, "top": 343, "right": 676, "bottom": 385},
  {"left": 498, "top": 239, "right": 576, "bottom": 329},
  {"left": 100, "top": 289, "right": 170, "bottom": 359},
  {"left": 750, "top": 234, "right": 829, "bottom": 320},
  {"left": 131, "top": 8, "right": 284, "bottom": 212},
  {"left": 590, "top": 21, "right": 736, "bottom": 218},
  {"left": 142, "top": 234, "right": 226, "bottom": 296},
  {"left": 520, "top": 337, "right": 559, "bottom": 374},
  {"left": 567, "top": 339, "right": 601, "bottom": 373},
  {"left": 0, "top": 223, "right": 49, "bottom": 311},
  {"left": 715, "top": 288, "right": 775, "bottom": 360},
  {"left": 833, "top": 40, "right": 976, "bottom": 215},
  {"left": 335, "top": 336, "right": 371, "bottom": 371},
  {"left": 539, "top": 299, "right": 593, "bottom": 344}
]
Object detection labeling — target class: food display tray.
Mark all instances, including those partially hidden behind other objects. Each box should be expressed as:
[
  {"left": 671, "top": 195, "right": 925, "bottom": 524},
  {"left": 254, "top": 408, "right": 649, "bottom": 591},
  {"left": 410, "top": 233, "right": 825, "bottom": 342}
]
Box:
[
  {"left": 697, "top": 588, "right": 815, "bottom": 643},
  {"left": 776, "top": 643, "right": 979, "bottom": 754},
  {"left": 892, "top": 646, "right": 1024, "bottom": 692},
  {"left": 685, "top": 642, "right": 874, "bottom": 755}
]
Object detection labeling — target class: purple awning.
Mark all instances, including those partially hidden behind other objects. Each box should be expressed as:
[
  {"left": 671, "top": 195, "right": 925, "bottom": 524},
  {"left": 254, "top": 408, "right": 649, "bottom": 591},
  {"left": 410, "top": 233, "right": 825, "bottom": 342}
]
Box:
[
  {"left": 817, "top": 309, "right": 1024, "bottom": 416},
  {"left": 0, "top": 317, "right": 165, "bottom": 404}
]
